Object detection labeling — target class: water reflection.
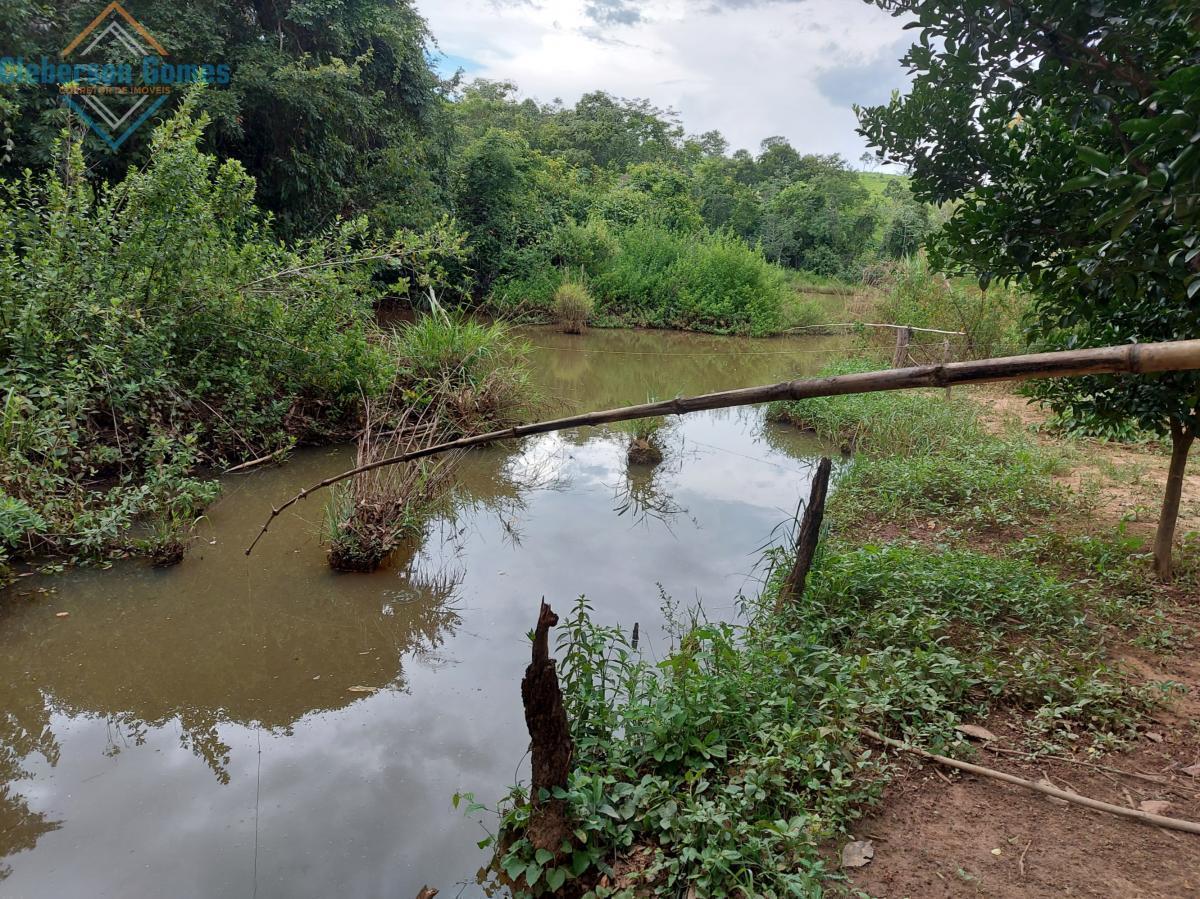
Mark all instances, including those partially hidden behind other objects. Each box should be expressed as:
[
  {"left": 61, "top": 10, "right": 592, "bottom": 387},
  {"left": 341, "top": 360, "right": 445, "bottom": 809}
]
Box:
[{"left": 0, "top": 328, "right": 842, "bottom": 897}]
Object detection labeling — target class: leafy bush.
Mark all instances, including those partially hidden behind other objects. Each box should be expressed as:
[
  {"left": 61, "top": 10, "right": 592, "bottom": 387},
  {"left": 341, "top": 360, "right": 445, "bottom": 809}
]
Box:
[
  {"left": 592, "top": 225, "right": 788, "bottom": 335},
  {"left": 592, "top": 223, "right": 688, "bottom": 325},
  {"left": 549, "top": 217, "right": 620, "bottom": 276},
  {"left": 0, "top": 96, "right": 456, "bottom": 562},
  {"left": 672, "top": 232, "right": 787, "bottom": 336}
]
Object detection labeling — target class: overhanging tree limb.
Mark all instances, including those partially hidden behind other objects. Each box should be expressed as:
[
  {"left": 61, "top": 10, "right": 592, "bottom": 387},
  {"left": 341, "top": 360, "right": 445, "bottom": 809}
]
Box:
[{"left": 245, "top": 339, "right": 1200, "bottom": 555}]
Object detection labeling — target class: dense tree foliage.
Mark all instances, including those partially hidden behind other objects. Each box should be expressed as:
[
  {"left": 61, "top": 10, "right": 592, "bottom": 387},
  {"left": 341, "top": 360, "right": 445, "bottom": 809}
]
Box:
[
  {"left": 3, "top": 1, "right": 937, "bottom": 316},
  {"left": 858, "top": 0, "right": 1200, "bottom": 579},
  {"left": 1, "top": 0, "right": 446, "bottom": 235}
]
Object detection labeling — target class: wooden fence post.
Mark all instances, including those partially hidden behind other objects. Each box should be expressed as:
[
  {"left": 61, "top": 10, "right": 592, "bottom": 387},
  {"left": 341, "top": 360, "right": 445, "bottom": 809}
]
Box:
[
  {"left": 777, "top": 457, "right": 833, "bottom": 609},
  {"left": 942, "top": 338, "right": 952, "bottom": 399},
  {"left": 892, "top": 326, "right": 912, "bottom": 368}
]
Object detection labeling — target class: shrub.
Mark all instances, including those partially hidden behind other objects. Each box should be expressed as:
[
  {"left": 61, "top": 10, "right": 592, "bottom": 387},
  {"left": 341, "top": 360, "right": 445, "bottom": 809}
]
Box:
[
  {"left": 548, "top": 217, "right": 619, "bottom": 276},
  {"left": 671, "top": 232, "right": 787, "bottom": 336},
  {"left": 0, "top": 95, "right": 455, "bottom": 563},
  {"left": 591, "top": 225, "right": 788, "bottom": 335},
  {"left": 874, "top": 256, "right": 1029, "bottom": 358},
  {"left": 552, "top": 279, "right": 594, "bottom": 334},
  {"left": 593, "top": 222, "right": 687, "bottom": 325},
  {"left": 487, "top": 265, "right": 564, "bottom": 317}
]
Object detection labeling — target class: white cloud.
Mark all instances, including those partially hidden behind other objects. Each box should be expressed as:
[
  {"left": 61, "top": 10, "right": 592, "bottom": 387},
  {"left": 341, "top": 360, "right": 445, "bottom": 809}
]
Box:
[{"left": 419, "top": 0, "right": 913, "bottom": 161}]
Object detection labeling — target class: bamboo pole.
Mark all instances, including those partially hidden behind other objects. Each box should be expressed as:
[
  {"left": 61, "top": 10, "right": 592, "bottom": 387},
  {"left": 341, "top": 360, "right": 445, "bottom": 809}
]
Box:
[{"left": 245, "top": 339, "right": 1200, "bottom": 554}]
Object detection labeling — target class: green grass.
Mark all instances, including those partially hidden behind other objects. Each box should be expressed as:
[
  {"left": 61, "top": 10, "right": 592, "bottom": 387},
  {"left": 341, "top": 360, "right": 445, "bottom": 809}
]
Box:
[
  {"left": 487, "top": 222, "right": 794, "bottom": 336},
  {"left": 391, "top": 313, "right": 532, "bottom": 435},
  {"left": 857, "top": 171, "right": 908, "bottom": 202},
  {"left": 768, "top": 360, "right": 984, "bottom": 455}
]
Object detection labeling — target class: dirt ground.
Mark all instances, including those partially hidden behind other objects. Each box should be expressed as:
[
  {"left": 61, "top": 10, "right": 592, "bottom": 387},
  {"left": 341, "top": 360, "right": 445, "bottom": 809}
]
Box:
[
  {"left": 970, "top": 386, "right": 1200, "bottom": 538},
  {"left": 844, "top": 386, "right": 1200, "bottom": 899}
]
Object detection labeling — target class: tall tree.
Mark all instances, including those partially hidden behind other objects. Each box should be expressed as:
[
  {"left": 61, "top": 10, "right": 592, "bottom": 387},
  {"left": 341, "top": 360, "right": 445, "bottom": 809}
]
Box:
[
  {"left": 857, "top": 0, "right": 1200, "bottom": 579},
  {"left": 1, "top": 0, "right": 445, "bottom": 235}
]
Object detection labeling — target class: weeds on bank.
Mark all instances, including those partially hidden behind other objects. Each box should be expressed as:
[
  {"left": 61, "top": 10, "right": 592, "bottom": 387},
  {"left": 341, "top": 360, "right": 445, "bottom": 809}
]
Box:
[
  {"left": 768, "top": 360, "right": 983, "bottom": 456},
  {"left": 770, "top": 361, "right": 1071, "bottom": 531},
  {"left": 482, "top": 541, "right": 1155, "bottom": 897},
  {"left": 489, "top": 223, "right": 795, "bottom": 336}
]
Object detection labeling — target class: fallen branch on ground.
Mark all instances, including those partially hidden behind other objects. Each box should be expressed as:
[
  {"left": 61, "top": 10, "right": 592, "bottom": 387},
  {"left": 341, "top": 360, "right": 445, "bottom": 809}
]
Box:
[
  {"left": 861, "top": 727, "right": 1200, "bottom": 836},
  {"left": 982, "top": 744, "right": 1185, "bottom": 788},
  {"left": 245, "top": 339, "right": 1200, "bottom": 554}
]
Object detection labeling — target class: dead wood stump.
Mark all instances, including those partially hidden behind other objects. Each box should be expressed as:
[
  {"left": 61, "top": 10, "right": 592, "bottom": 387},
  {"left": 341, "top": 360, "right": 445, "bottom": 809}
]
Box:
[
  {"left": 520, "top": 601, "right": 574, "bottom": 854},
  {"left": 777, "top": 456, "right": 833, "bottom": 609}
]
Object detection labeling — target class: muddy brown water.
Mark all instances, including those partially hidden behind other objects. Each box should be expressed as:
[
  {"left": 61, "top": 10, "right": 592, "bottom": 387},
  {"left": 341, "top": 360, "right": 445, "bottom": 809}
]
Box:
[{"left": 0, "top": 327, "right": 843, "bottom": 897}]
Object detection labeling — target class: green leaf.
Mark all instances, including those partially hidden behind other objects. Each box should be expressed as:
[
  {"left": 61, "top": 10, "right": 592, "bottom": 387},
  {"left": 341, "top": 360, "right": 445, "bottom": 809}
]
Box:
[
  {"left": 525, "top": 862, "right": 542, "bottom": 887},
  {"left": 1077, "top": 146, "right": 1111, "bottom": 171},
  {"left": 1060, "top": 175, "right": 1100, "bottom": 192},
  {"left": 546, "top": 867, "right": 568, "bottom": 891}
]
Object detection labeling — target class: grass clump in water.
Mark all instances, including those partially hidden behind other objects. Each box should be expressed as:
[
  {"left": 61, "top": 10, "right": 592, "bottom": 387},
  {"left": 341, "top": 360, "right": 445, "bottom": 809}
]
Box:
[
  {"left": 325, "top": 311, "right": 531, "bottom": 572},
  {"left": 553, "top": 279, "right": 594, "bottom": 334},
  {"left": 392, "top": 312, "right": 532, "bottom": 437},
  {"left": 617, "top": 414, "right": 669, "bottom": 467},
  {"left": 324, "top": 400, "right": 459, "bottom": 572}
]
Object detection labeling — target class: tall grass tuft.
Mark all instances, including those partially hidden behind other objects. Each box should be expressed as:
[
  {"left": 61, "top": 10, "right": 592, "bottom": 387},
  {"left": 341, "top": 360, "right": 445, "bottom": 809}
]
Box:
[
  {"left": 552, "top": 279, "right": 594, "bottom": 334},
  {"left": 392, "top": 312, "right": 533, "bottom": 436}
]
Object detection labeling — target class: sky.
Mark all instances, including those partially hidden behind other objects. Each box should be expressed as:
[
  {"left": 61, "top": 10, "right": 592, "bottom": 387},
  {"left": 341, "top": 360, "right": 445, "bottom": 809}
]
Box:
[{"left": 417, "top": 0, "right": 915, "bottom": 164}]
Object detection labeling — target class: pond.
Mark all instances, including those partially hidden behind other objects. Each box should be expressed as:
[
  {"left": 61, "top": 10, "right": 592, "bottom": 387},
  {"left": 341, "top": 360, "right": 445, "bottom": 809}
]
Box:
[{"left": 0, "top": 327, "right": 844, "bottom": 897}]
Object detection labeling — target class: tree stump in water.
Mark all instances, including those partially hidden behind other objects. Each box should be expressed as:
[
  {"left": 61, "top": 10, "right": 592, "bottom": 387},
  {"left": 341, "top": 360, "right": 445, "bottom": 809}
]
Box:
[
  {"left": 777, "top": 457, "right": 833, "bottom": 609},
  {"left": 520, "top": 601, "right": 574, "bottom": 854}
]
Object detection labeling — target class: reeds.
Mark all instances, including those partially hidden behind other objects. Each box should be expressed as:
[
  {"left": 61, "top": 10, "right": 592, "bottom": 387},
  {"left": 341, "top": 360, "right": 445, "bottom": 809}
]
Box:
[{"left": 325, "top": 399, "right": 460, "bottom": 572}]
